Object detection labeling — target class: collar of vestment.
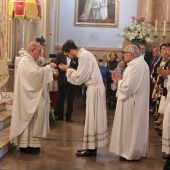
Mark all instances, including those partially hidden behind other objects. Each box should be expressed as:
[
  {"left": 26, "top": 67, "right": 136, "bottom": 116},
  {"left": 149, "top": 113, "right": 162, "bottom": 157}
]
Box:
[
  {"left": 77, "top": 47, "right": 85, "bottom": 58},
  {"left": 23, "top": 52, "right": 35, "bottom": 60},
  {"left": 23, "top": 52, "right": 41, "bottom": 66},
  {"left": 127, "top": 56, "right": 144, "bottom": 66}
]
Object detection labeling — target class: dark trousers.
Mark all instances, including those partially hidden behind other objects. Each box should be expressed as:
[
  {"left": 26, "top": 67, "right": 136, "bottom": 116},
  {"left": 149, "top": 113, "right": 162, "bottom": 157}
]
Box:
[
  {"left": 57, "top": 83, "right": 77, "bottom": 119},
  {"left": 150, "top": 81, "right": 155, "bottom": 107},
  {"left": 163, "top": 155, "right": 170, "bottom": 170}
]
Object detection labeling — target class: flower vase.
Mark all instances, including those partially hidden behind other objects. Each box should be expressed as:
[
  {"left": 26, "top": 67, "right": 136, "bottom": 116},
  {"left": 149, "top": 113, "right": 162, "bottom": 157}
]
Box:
[{"left": 131, "top": 40, "right": 146, "bottom": 47}]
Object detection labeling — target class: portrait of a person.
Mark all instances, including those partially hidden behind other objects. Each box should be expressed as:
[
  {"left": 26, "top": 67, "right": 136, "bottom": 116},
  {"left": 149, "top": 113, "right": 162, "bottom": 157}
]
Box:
[{"left": 78, "top": 0, "right": 115, "bottom": 23}]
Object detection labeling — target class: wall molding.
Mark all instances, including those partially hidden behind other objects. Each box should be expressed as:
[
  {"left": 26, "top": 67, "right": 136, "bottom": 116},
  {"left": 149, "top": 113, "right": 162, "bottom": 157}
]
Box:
[{"left": 54, "top": 45, "right": 123, "bottom": 61}]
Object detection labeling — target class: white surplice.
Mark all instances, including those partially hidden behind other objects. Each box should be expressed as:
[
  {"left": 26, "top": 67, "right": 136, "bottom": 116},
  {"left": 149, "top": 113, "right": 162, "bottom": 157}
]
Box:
[
  {"left": 66, "top": 48, "right": 108, "bottom": 149},
  {"left": 162, "top": 75, "right": 170, "bottom": 154},
  {"left": 9, "top": 52, "right": 53, "bottom": 147},
  {"left": 91, "top": 0, "right": 108, "bottom": 20},
  {"left": 109, "top": 56, "right": 150, "bottom": 160}
]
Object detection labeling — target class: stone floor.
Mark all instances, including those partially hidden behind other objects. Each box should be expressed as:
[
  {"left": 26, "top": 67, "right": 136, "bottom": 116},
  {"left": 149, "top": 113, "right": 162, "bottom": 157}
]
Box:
[{"left": 0, "top": 92, "right": 166, "bottom": 170}]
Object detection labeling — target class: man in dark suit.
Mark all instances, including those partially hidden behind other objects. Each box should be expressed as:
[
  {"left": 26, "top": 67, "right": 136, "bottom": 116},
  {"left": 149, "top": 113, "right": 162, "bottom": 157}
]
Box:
[
  {"left": 56, "top": 52, "right": 78, "bottom": 122},
  {"left": 149, "top": 47, "right": 161, "bottom": 110},
  {"left": 139, "top": 44, "right": 152, "bottom": 70}
]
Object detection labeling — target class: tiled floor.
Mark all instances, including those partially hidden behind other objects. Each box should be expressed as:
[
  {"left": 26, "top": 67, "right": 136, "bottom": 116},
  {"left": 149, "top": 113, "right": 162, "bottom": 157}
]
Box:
[
  {"left": 0, "top": 93, "right": 166, "bottom": 170},
  {"left": 0, "top": 70, "right": 166, "bottom": 169}
]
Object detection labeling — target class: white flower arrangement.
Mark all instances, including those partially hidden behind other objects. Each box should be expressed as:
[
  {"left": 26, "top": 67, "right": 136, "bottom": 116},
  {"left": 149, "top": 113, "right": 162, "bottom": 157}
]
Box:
[{"left": 118, "top": 16, "right": 153, "bottom": 45}]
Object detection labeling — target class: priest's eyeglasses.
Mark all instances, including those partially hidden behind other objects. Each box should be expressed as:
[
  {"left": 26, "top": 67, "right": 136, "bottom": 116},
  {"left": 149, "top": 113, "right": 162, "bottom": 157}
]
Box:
[
  {"left": 65, "top": 52, "right": 71, "bottom": 57},
  {"left": 122, "top": 51, "right": 132, "bottom": 55}
]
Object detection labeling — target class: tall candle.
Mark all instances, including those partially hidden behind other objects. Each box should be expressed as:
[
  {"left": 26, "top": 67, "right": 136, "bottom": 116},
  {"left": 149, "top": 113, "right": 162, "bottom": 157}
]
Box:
[
  {"left": 163, "top": 20, "right": 166, "bottom": 36},
  {"left": 155, "top": 20, "right": 157, "bottom": 36}
]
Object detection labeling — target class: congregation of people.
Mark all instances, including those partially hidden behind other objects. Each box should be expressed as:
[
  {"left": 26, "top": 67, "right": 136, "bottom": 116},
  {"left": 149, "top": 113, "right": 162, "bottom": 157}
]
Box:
[
  {"left": 9, "top": 39, "right": 170, "bottom": 169},
  {"left": 148, "top": 43, "right": 170, "bottom": 169}
]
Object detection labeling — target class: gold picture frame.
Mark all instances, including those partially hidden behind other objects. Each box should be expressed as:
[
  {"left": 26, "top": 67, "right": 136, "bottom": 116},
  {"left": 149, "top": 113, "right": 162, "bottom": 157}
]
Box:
[{"left": 74, "top": 0, "right": 120, "bottom": 28}]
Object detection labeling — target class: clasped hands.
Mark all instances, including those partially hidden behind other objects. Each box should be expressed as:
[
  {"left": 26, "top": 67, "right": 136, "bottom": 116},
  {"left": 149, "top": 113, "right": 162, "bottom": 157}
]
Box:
[
  {"left": 49, "top": 62, "right": 57, "bottom": 69},
  {"left": 112, "top": 71, "right": 122, "bottom": 82},
  {"left": 155, "top": 83, "right": 164, "bottom": 92},
  {"left": 49, "top": 63, "right": 71, "bottom": 71},
  {"left": 59, "top": 63, "right": 69, "bottom": 71},
  {"left": 157, "top": 67, "right": 170, "bottom": 77}
]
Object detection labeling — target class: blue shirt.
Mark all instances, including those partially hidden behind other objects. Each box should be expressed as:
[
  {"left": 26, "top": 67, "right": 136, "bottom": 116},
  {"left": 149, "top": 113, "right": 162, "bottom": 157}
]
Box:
[{"left": 99, "top": 65, "right": 111, "bottom": 81}]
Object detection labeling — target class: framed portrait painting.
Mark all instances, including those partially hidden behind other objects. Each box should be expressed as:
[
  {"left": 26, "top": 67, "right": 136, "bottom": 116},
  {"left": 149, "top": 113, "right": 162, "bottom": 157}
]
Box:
[{"left": 74, "top": 0, "right": 120, "bottom": 28}]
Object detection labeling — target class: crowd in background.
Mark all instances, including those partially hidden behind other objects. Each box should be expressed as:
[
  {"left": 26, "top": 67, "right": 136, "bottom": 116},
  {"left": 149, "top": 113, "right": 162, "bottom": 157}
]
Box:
[{"left": 92, "top": 42, "right": 170, "bottom": 165}]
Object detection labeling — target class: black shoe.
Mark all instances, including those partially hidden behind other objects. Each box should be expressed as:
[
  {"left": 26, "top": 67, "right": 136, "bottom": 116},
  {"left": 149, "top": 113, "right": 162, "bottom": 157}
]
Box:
[
  {"left": 154, "top": 127, "right": 160, "bottom": 131},
  {"left": 149, "top": 108, "right": 155, "bottom": 115},
  {"left": 76, "top": 149, "right": 96, "bottom": 157},
  {"left": 77, "top": 148, "right": 97, "bottom": 153},
  {"left": 77, "top": 149, "right": 86, "bottom": 152},
  {"left": 157, "top": 129, "right": 162, "bottom": 132},
  {"left": 153, "top": 114, "right": 160, "bottom": 120},
  {"left": 66, "top": 118, "right": 73, "bottom": 122},
  {"left": 163, "top": 155, "right": 169, "bottom": 159},
  {"left": 20, "top": 147, "right": 40, "bottom": 154},
  {"left": 155, "top": 121, "right": 161, "bottom": 126},
  {"left": 20, "top": 147, "right": 29, "bottom": 153},
  {"left": 119, "top": 156, "right": 141, "bottom": 161},
  {"left": 153, "top": 117, "right": 159, "bottom": 121},
  {"left": 157, "top": 131, "right": 162, "bottom": 136}
]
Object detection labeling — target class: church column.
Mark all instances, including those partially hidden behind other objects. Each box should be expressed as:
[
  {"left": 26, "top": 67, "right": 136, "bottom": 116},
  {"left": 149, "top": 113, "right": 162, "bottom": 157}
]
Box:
[
  {"left": 33, "top": 22, "right": 36, "bottom": 41},
  {"left": 42, "top": 0, "right": 47, "bottom": 38},
  {"left": 55, "top": 0, "right": 60, "bottom": 48},
  {"left": 155, "top": 0, "right": 170, "bottom": 29},
  {"left": 137, "top": 0, "right": 154, "bottom": 25},
  {"left": 8, "top": 19, "right": 13, "bottom": 62},
  {"left": 25, "top": 19, "right": 30, "bottom": 48},
  {"left": 41, "top": 0, "right": 49, "bottom": 58},
  {"left": 45, "top": 0, "right": 52, "bottom": 57},
  {"left": 15, "top": 20, "right": 20, "bottom": 57}
]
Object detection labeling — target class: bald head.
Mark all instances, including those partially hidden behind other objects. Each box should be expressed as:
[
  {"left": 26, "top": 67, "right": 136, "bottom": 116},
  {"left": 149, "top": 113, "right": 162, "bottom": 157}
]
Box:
[
  {"left": 26, "top": 41, "right": 42, "bottom": 60},
  {"left": 126, "top": 44, "right": 140, "bottom": 57},
  {"left": 27, "top": 42, "right": 41, "bottom": 52}
]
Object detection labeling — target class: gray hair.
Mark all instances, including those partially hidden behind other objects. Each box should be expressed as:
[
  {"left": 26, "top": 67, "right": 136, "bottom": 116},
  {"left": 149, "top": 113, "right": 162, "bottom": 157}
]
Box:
[{"left": 126, "top": 44, "right": 140, "bottom": 57}]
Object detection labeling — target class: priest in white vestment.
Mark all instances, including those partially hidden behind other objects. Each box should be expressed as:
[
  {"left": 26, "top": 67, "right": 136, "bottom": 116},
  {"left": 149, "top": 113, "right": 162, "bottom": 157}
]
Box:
[
  {"left": 9, "top": 42, "right": 56, "bottom": 154},
  {"left": 109, "top": 44, "right": 150, "bottom": 161},
  {"left": 59, "top": 40, "right": 108, "bottom": 157}
]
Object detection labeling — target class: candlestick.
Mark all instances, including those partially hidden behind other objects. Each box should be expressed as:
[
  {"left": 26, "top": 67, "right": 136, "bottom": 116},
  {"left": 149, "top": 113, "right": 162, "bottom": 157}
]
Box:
[
  {"left": 155, "top": 20, "right": 157, "bottom": 36},
  {"left": 162, "top": 35, "right": 166, "bottom": 42},
  {"left": 154, "top": 35, "right": 158, "bottom": 46},
  {"left": 163, "top": 20, "right": 166, "bottom": 36},
  {"left": 22, "top": 19, "right": 25, "bottom": 49}
]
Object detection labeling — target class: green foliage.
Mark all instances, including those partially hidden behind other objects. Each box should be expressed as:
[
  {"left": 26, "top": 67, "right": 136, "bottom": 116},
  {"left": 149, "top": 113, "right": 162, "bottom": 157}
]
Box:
[{"left": 49, "top": 107, "right": 56, "bottom": 127}]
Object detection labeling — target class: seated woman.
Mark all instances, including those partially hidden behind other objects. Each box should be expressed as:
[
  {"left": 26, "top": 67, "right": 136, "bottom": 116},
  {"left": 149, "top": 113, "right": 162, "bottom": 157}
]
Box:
[
  {"left": 109, "top": 60, "right": 126, "bottom": 108},
  {"left": 111, "top": 60, "right": 126, "bottom": 91},
  {"left": 95, "top": 56, "right": 111, "bottom": 82},
  {"left": 106, "top": 52, "right": 118, "bottom": 106}
]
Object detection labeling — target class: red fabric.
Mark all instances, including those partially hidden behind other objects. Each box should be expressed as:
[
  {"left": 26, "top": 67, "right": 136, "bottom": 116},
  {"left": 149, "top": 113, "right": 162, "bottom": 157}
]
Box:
[
  {"left": 35, "top": 0, "right": 41, "bottom": 19},
  {"left": 49, "top": 91, "right": 58, "bottom": 110},
  {"left": 14, "top": 0, "right": 26, "bottom": 17},
  {"left": 53, "top": 74, "right": 58, "bottom": 80}
]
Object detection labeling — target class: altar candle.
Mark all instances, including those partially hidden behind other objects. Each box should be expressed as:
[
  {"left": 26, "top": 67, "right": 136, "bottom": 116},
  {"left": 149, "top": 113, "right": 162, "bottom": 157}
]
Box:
[
  {"left": 155, "top": 20, "right": 157, "bottom": 36},
  {"left": 163, "top": 20, "right": 166, "bottom": 36}
]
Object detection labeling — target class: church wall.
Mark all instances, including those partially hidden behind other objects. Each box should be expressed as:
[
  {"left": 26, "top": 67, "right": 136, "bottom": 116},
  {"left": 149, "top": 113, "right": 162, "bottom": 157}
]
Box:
[
  {"left": 137, "top": 0, "right": 170, "bottom": 46},
  {"left": 53, "top": 0, "right": 138, "bottom": 59}
]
